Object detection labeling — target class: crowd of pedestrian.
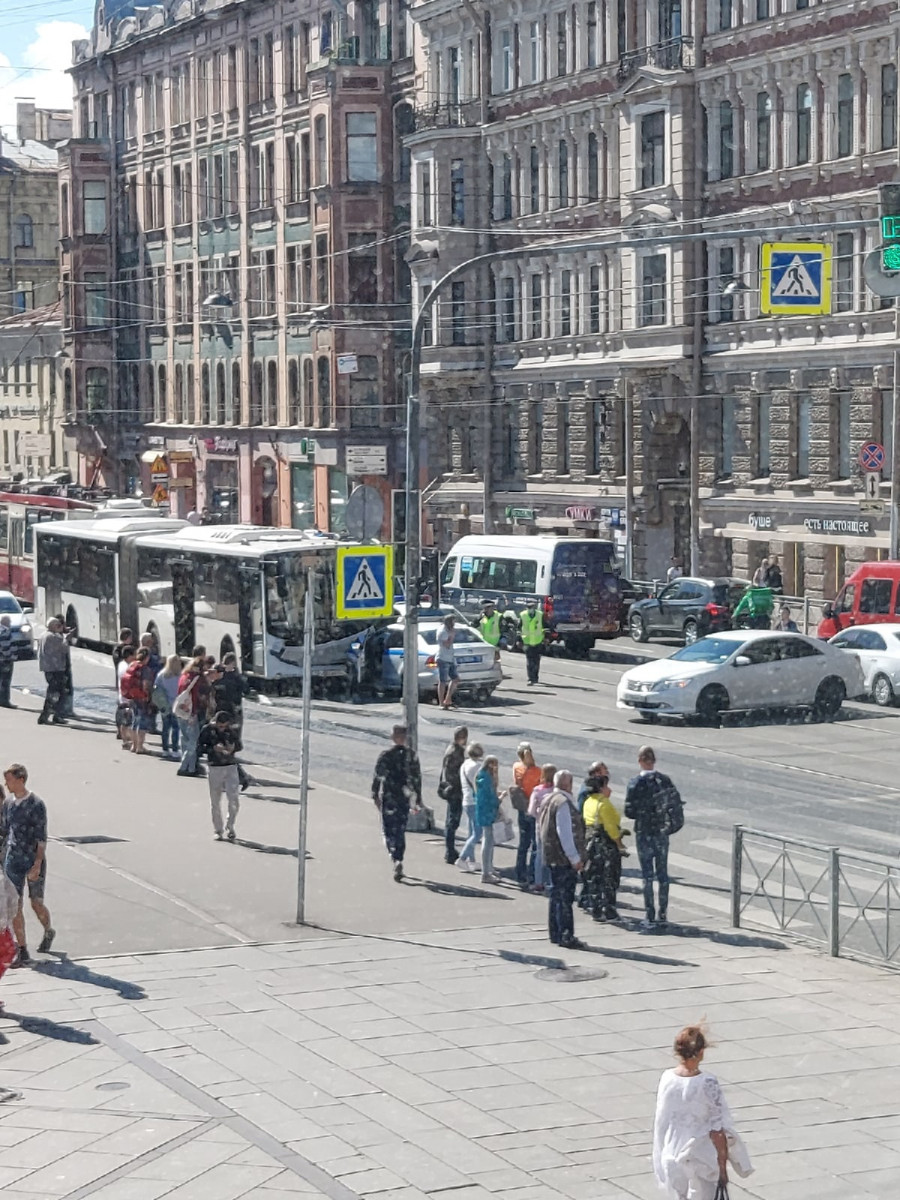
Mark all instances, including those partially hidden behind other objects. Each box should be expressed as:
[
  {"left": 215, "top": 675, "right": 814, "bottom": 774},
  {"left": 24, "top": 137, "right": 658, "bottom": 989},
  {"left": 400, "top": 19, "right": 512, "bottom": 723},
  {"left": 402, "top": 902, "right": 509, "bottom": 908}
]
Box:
[{"left": 373, "top": 725, "right": 684, "bottom": 951}]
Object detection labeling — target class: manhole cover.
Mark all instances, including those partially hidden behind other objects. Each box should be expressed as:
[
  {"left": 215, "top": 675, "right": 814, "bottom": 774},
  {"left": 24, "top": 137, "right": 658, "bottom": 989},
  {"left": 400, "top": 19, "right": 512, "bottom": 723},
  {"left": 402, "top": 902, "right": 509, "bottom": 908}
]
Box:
[
  {"left": 96, "top": 1081, "right": 131, "bottom": 1091},
  {"left": 535, "top": 966, "right": 609, "bottom": 982},
  {"left": 58, "top": 836, "right": 128, "bottom": 845}
]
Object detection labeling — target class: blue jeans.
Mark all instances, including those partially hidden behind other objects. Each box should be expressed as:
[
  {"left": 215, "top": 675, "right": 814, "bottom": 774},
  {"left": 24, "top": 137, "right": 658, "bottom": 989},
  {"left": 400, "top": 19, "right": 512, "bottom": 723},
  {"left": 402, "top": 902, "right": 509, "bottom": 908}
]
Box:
[
  {"left": 636, "top": 831, "right": 670, "bottom": 920},
  {"left": 549, "top": 864, "right": 577, "bottom": 944},
  {"left": 459, "top": 805, "right": 481, "bottom": 862},
  {"left": 481, "top": 824, "right": 495, "bottom": 879},
  {"left": 516, "top": 812, "right": 536, "bottom": 884},
  {"left": 161, "top": 713, "right": 180, "bottom": 754},
  {"left": 177, "top": 716, "right": 199, "bottom": 775}
]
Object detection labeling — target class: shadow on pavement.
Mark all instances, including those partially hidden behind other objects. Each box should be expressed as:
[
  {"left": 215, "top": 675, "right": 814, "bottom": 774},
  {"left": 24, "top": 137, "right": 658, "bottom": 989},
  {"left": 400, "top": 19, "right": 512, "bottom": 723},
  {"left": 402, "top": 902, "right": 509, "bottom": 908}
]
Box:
[
  {"left": 574, "top": 941, "right": 697, "bottom": 968},
  {"left": 2, "top": 1012, "right": 99, "bottom": 1044},
  {"left": 658, "top": 923, "right": 787, "bottom": 951},
  {"left": 34, "top": 955, "right": 147, "bottom": 1000},
  {"left": 496, "top": 948, "right": 567, "bottom": 969},
  {"left": 401, "top": 876, "right": 514, "bottom": 900},
  {"left": 234, "top": 837, "right": 298, "bottom": 857}
]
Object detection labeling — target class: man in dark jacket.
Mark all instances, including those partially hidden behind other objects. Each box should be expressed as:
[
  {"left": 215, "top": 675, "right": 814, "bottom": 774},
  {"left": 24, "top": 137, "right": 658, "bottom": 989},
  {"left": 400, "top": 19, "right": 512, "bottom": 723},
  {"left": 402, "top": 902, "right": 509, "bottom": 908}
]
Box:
[
  {"left": 371, "top": 725, "right": 422, "bottom": 883},
  {"left": 198, "top": 711, "right": 243, "bottom": 841},
  {"left": 211, "top": 654, "right": 253, "bottom": 790},
  {"left": 439, "top": 725, "right": 468, "bottom": 865},
  {"left": 540, "top": 770, "right": 587, "bottom": 950},
  {"left": 624, "top": 745, "right": 677, "bottom": 929}
]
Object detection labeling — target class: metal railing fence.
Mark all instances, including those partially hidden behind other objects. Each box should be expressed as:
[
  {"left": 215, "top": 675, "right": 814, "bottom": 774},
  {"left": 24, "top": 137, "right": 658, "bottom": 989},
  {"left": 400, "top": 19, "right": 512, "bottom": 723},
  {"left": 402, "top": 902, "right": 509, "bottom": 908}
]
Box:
[{"left": 731, "top": 824, "right": 900, "bottom": 966}]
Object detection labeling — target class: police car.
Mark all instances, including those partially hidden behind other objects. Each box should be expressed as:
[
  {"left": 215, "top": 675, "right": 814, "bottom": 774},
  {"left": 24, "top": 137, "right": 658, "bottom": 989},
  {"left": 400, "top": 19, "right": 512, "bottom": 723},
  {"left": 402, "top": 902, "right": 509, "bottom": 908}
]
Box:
[{"left": 347, "top": 618, "right": 502, "bottom": 703}]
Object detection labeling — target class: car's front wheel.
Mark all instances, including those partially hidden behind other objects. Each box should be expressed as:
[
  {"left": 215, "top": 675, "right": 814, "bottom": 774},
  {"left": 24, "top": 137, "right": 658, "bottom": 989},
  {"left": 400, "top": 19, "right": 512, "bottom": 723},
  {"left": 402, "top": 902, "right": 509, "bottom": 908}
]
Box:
[
  {"left": 696, "top": 685, "right": 729, "bottom": 726},
  {"left": 813, "top": 676, "right": 846, "bottom": 721},
  {"left": 872, "top": 673, "right": 896, "bottom": 707},
  {"left": 630, "top": 613, "right": 649, "bottom": 643}
]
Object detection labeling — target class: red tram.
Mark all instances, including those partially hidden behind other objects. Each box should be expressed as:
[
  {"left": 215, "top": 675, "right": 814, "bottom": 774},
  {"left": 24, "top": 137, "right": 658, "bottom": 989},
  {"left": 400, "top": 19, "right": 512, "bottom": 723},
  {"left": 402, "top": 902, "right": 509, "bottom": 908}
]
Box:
[{"left": 0, "top": 492, "right": 98, "bottom": 603}]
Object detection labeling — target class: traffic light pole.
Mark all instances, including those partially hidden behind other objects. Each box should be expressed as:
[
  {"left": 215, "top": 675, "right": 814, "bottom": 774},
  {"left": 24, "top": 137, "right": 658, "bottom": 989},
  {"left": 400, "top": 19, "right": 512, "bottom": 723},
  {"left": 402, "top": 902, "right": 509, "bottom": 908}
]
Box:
[{"left": 401, "top": 218, "right": 876, "bottom": 750}]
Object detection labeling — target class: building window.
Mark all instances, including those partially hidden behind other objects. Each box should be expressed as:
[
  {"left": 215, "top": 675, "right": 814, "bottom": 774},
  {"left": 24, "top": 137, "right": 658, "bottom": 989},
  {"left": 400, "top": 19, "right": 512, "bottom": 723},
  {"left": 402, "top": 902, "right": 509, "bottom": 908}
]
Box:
[
  {"left": 302, "top": 359, "right": 314, "bottom": 425},
  {"left": 719, "top": 0, "right": 732, "bottom": 30},
  {"left": 531, "top": 400, "right": 544, "bottom": 472},
  {"left": 641, "top": 111, "right": 665, "bottom": 188},
  {"left": 837, "top": 392, "right": 852, "bottom": 478},
  {"left": 796, "top": 84, "right": 812, "bottom": 164},
  {"left": 558, "top": 141, "right": 569, "bottom": 207},
  {"left": 587, "top": 132, "right": 599, "bottom": 200},
  {"left": 529, "top": 145, "right": 540, "bottom": 213},
  {"left": 317, "top": 355, "right": 331, "bottom": 426},
  {"left": 640, "top": 254, "right": 667, "bottom": 326},
  {"left": 588, "top": 401, "right": 604, "bottom": 473},
  {"left": 85, "top": 367, "right": 109, "bottom": 419},
  {"left": 835, "top": 231, "right": 854, "bottom": 312},
  {"left": 14, "top": 214, "right": 33, "bottom": 248},
  {"left": 556, "top": 11, "right": 569, "bottom": 76},
  {"left": 315, "top": 234, "right": 330, "bottom": 304},
  {"left": 347, "top": 232, "right": 378, "bottom": 305},
  {"left": 837, "top": 73, "right": 854, "bottom": 158},
  {"left": 84, "top": 272, "right": 108, "bottom": 327},
  {"left": 451, "top": 281, "right": 466, "bottom": 345},
  {"left": 288, "top": 360, "right": 301, "bottom": 425},
  {"left": 266, "top": 361, "right": 278, "bottom": 425},
  {"left": 447, "top": 46, "right": 460, "bottom": 106},
  {"left": 721, "top": 396, "right": 735, "bottom": 476},
  {"left": 756, "top": 92, "right": 771, "bottom": 171},
  {"left": 229, "top": 362, "right": 240, "bottom": 424},
  {"left": 717, "top": 247, "right": 734, "bottom": 321},
  {"left": 450, "top": 159, "right": 465, "bottom": 225},
  {"left": 719, "top": 101, "right": 734, "bottom": 178},
  {"left": 501, "top": 277, "right": 516, "bottom": 341},
  {"left": 560, "top": 269, "right": 573, "bottom": 335},
  {"left": 346, "top": 112, "right": 378, "bottom": 181},
  {"left": 14, "top": 280, "right": 34, "bottom": 312},
  {"left": 314, "top": 115, "right": 328, "bottom": 185},
  {"left": 756, "top": 0, "right": 768, "bottom": 16},
  {"left": 757, "top": 394, "right": 771, "bottom": 476},
  {"left": 589, "top": 265, "right": 602, "bottom": 333},
  {"left": 558, "top": 396, "right": 570, "bottom": 473},
  {"left": 794, "top": 392, "right": 811, "bottom": 477},
  {"left": 882, "top": 64, "right": 898, "bottom": 151},
  {"left": 587, "top": 2, "right": 598, "bottom": 67},
  {"left": 83, "top": 180, "right": 108, "bottom": 234},
  {"left": 530, "top": 274, "right": 544, "bottom": 338},
  {"left": 529, "top": 21, "right": 542, "bottom": 82},
  {"left": 418, "top": 160, "right": 433, "bottom": 226},
  {"left": 501, "top": 154, "right": 513, "bottom": 219},
  {"left": 499, "top": 29, "right": 513, "bottom": 91}
]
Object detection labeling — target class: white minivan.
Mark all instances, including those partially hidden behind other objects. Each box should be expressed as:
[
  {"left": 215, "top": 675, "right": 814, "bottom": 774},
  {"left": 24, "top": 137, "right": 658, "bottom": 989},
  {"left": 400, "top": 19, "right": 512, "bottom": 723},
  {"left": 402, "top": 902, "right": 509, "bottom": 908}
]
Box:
[{"left": 440, "top": 534, "right": 621, "bottom": 656}]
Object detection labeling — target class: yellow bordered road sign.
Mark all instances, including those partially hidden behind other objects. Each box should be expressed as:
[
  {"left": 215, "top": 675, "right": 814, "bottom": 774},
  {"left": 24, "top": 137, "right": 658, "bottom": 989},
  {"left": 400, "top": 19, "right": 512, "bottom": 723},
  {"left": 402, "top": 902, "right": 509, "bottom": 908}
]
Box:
[
  {"left": 760, "top": 242, "right": 832, "bottom": 316},
  {"left": 336, "top": 545, "right": 394, "bottom": 620}
]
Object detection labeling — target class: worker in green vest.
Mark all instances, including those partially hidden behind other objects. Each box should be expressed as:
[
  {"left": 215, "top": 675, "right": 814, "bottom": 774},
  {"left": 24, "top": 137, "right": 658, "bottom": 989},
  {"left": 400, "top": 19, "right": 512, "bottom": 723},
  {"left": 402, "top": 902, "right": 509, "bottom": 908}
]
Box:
[
  {"left": 479, "top": 601, "right": 501, "bottom": 647},
  {"left": 520, "top": 597, "right": 544, "bottom": 686}
]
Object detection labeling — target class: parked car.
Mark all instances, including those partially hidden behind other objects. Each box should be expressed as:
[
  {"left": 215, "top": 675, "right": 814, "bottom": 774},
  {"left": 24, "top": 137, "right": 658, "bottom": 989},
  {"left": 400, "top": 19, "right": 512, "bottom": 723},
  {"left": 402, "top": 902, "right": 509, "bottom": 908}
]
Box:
[
  {"left": 817, "top": 562, "right": 900, "bottom": 638},
  {"left": 828, "top": 623, "right": 900, "bottom": 706},
  {"left": 0, "top": 591, "right": 34, "bottom": 659},
  {"left": 616, "top": 630, "right": 865, "bottom": 724},
  {"left": 347, "top": 620, "right": 502, "bottom": 703},
  {"left": 627, "top": 577, "right": 750, "bottom": 645}
]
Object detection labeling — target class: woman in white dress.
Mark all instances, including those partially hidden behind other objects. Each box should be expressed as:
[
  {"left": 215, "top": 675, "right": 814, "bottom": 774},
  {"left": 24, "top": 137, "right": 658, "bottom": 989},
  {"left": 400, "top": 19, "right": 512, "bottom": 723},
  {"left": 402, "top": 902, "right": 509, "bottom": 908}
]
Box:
[{"left": 653, "top": 1026, "right": 752, "bottom": 1200}]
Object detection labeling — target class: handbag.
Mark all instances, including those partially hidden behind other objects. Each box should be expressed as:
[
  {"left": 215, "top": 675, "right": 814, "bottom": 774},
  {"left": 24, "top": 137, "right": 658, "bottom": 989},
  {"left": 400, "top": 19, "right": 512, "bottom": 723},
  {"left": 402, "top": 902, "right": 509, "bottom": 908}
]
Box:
[
  {"left": 172, "top": 676, "right": 198, "bottom": 721},
  {"left": 508, "top": 784, "right": 528, "bottom": 814},
  {"left": 492, "top": 816, "right": 515, "bottom": 845},
  {"left": 151, "top": 684, "right": 171, "bottom": 715}
]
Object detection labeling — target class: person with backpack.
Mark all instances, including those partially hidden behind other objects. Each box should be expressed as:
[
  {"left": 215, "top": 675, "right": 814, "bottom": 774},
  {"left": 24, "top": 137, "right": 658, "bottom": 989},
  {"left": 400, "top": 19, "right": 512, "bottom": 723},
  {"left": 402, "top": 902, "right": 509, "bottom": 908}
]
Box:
[
  {"left": 624, "top": 745, "right": 684, "bottom": 930},
  {"left": 122, "top": 647, "right": 155, "bottom": 754}
]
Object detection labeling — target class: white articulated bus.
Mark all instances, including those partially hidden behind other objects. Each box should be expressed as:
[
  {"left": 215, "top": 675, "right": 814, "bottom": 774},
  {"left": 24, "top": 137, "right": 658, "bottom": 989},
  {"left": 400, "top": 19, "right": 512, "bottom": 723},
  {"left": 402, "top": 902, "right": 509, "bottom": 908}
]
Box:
[{"left": 35, "top": 522, "right": 371, "bottom": 682}]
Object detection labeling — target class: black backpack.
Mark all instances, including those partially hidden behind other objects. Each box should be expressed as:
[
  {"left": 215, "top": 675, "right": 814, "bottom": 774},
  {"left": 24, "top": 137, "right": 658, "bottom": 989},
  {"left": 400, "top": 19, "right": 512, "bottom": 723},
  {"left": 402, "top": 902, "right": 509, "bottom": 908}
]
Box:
[{"left": 652, "top": 772, "right": 684, "bottom": 835}]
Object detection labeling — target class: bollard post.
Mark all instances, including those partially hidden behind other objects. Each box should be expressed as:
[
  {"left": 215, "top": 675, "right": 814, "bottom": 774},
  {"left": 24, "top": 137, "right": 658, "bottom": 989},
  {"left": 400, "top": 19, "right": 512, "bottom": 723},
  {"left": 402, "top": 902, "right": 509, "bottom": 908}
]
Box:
[
  {"left": 828, "top": 847, "right": 840, "bottom": 957},
  {"left": 731, "top": 824, "right": 743, "bottom": 928}
]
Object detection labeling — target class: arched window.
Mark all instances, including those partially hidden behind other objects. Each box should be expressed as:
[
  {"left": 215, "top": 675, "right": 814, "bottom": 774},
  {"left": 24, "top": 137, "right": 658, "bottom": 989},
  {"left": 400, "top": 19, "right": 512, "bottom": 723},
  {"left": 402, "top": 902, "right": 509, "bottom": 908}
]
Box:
[
  {"left": 174, "top": 363, "right": 184, "bottom": 423},
  {"left": 303, "top": 358, "right": 314, "bottom": 425},
  {"left": 317, "top": 355, "right": 331, "bottom": 426},
  {"left": 215, "top": 362, "right": 226, "bottom": 425},
  {"left": 186, "top": 363, "right": 195, "bottom": 424},
  {"left": 250, "top": 361, "right": 263, "bottom": 424},
  {"left": 288, "top": 360, "right": 301, "bottom": 424},
  {"left": 201, "top": 363, "right": 211, "bottom": 424},
  {"left": 14, "top": 214, "right": 33, "bottom": 249},
  {"left": 756, "top": 92, "right": 771, "bottom": 171},
  {"left": 266, "top": 361, "right": 278, "bottom": 425},
  {"left": 156, "top": 364, "right": 167, "bottom": 422},
  {"left": 558, "top": 141, "right": 569, "bottom": 207},
  {"left": 796, "top": 84, "right": 812, "bottom": 164},
  {"left": 230, "top": 362, "right": 241, "bottom": 425}
]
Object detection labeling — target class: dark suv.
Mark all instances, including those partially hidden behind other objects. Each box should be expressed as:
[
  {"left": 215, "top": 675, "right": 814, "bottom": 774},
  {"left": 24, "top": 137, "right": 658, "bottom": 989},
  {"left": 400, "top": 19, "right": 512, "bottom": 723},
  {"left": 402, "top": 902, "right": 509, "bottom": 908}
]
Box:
[{"left": 628, "top": 577, "right": 750, "bottom": 645}]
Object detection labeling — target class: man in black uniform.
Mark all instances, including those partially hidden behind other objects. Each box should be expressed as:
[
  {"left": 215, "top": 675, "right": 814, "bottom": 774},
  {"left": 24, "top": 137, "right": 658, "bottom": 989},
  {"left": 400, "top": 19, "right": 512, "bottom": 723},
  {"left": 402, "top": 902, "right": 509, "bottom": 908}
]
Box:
[{"left": 371, "top": 725, "right": 422, "bottom": 882}]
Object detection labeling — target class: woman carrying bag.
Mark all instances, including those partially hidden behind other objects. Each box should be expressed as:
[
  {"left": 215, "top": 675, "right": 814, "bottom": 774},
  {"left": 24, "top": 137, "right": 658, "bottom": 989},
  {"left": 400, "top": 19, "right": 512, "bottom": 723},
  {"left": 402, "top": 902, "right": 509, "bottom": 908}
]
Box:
[
  {"left": 474, "top": 756, "right": 501, "bottom": 885},
  {"left": 653, "top": 1025, "right": 752, "bottom": 1200}
]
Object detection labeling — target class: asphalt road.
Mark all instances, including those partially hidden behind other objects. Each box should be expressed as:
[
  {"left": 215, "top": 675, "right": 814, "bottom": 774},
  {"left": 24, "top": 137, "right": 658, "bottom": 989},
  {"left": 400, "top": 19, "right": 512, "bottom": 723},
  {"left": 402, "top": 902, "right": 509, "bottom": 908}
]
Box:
[{"left": 6, "top": 638, "right": 900, "bottom": 957}]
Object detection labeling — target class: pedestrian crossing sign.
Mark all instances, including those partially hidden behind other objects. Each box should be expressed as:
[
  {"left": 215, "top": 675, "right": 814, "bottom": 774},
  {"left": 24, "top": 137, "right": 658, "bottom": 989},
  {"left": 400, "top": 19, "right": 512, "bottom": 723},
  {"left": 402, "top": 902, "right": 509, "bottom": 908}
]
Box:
[
  {"left": 760, "top": 242, "right": 832, "bottom": 316},
  {"left": 336, "top": 545, "right": 394, "bottom": 620}
]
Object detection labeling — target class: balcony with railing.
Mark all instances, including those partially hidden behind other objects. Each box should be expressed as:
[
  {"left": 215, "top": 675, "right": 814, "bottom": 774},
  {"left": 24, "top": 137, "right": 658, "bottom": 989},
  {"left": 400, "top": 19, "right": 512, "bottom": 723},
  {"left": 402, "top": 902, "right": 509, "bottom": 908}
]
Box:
[
  {"left": 413, "top": 99, "right": 482, "bottom": 132},
  {"left": 617, "top": 36, "right": 694, "bottom": 82}
]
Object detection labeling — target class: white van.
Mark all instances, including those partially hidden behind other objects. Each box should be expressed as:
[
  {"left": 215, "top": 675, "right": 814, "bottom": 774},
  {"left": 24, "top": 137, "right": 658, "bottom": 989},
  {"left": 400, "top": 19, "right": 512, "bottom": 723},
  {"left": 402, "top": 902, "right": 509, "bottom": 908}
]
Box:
[{"left": 440, "top": 534, "right": 621, "bottom": 655}]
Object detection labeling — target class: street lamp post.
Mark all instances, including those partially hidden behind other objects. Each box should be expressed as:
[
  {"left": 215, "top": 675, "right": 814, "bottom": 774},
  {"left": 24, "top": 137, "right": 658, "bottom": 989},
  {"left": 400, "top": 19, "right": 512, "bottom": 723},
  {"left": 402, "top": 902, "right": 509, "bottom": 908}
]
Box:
[{"left": 401, "top": 218, "right": 879, "bottom": 749}]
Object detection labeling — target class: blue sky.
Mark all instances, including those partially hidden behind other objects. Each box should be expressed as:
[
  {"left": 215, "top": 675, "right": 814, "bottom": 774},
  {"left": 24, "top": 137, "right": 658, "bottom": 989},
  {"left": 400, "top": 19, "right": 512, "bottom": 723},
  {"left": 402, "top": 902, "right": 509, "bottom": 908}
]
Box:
[{"left": 0, "top": 0, "right": 94, "bottom": 136}]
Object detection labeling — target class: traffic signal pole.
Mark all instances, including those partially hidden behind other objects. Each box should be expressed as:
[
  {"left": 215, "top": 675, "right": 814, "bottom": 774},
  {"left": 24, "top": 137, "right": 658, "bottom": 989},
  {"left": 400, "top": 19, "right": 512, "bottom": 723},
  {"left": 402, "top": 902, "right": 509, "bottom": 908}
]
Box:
[{"left": 401, "top": 217, "right": 877, "bottom": 750}]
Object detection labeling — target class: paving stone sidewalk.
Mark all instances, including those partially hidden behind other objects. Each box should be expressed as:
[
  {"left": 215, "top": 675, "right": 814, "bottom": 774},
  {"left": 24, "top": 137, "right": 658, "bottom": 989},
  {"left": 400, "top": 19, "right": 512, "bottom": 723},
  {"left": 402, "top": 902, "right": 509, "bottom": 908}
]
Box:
[{"left": 0, "top": 919, "right": 897, "bottom": 1200}]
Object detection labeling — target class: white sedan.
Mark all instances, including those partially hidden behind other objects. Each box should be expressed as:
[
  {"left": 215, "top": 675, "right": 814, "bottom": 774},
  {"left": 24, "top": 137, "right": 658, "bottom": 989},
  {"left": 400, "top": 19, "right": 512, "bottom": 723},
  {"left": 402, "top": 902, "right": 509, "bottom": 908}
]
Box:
[
  {"left": 828, "top": 622, "right": 900, "bottom": 706},
  {"left": 617, "top": 630, "right": 865, "bottom": 724}
]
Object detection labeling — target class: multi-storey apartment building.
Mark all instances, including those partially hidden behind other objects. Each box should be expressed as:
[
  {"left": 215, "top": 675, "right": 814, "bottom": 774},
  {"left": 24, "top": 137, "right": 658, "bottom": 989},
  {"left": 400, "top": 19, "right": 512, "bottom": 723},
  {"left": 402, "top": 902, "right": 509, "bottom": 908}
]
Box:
[
  {"left": 408, "top": 0, "right": 900, "bottom": 595},
  {"left": 60, "top": 0, "right": 415, "bottom": 529},
  {"left": 0, "top": 307, "right": 66, "bottom": 481}
]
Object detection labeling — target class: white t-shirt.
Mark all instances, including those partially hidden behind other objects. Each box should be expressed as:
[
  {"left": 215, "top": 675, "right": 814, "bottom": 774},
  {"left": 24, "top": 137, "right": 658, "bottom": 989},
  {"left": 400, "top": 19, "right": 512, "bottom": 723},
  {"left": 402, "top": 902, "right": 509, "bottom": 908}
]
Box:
[
  {"left": 437, "top": 625, "right": 456, "bottom": 663},
  {"left": 117, "top": 660, "right": 130, "bottom": 703},
  {"left": 460, "top": 757, "right": 481, "bottom": 805}
]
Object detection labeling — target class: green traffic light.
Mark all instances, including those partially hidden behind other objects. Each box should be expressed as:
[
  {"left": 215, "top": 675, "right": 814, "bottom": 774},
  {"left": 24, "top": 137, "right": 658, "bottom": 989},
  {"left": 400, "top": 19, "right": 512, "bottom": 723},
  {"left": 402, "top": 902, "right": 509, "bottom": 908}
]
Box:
[{"left": 883, "top": 244, "right": 900, "bottom": 271}]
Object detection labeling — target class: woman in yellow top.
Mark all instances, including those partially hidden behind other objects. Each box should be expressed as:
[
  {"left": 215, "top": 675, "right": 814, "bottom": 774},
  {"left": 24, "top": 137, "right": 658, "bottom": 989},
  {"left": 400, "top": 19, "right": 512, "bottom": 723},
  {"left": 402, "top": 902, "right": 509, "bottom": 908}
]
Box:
[{"left": 582, "top": 768, "right": 628, "bottom": 922}]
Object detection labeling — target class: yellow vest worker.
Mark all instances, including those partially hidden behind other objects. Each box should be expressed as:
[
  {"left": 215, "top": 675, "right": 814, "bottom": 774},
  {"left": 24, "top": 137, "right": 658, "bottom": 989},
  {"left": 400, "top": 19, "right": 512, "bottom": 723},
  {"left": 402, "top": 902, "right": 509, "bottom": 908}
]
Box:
[
  {"left": 521, "top": 601, "right": 543, "bottom": 686},
  {"left": 479, "top": 607, "right": 501, "bottom": 646}
]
